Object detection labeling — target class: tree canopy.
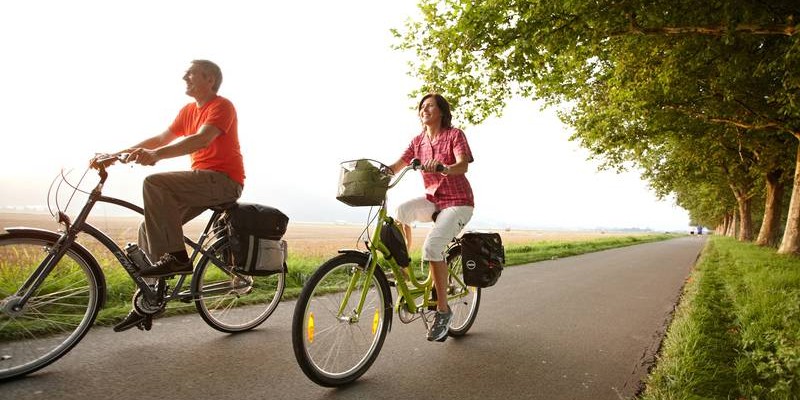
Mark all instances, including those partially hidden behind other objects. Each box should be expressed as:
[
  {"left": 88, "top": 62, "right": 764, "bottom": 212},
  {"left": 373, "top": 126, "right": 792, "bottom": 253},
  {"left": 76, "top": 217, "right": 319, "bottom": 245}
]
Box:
[{"left": 396, "top": 0, "right": 800, "bottom": 250}]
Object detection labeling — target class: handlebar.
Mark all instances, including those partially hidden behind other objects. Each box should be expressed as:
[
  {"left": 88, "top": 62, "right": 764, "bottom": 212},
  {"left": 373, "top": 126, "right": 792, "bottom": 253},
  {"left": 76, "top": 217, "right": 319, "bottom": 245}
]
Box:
[
  {"left": 90, "top": 153, "right": 130, "bottom": 170},
  {"left": 409, "top": 158, "right": 446, "bottom": 173},
  {"left": 387, "top": 158, "right": 446, "bottom": 189}
]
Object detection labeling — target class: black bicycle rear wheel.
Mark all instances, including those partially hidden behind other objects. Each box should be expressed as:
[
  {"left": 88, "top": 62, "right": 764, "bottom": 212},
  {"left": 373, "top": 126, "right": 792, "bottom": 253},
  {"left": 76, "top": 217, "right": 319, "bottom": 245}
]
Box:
[{"left": 193, "top": 237, "right": 285, "bottom": 333}]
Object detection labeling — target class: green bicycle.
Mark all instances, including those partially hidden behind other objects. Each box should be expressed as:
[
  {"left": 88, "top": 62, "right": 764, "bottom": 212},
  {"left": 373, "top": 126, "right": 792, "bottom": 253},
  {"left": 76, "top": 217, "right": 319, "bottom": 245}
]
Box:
[{"left": 291, "top": 158, "right": 480, "bottom": 387}]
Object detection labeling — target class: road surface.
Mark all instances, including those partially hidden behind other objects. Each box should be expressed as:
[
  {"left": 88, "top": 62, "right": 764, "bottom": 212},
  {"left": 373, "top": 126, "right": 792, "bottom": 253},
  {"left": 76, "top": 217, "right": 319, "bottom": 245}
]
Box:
[{"left": 1, "top": 236, "right": 706, "bottom": 399}]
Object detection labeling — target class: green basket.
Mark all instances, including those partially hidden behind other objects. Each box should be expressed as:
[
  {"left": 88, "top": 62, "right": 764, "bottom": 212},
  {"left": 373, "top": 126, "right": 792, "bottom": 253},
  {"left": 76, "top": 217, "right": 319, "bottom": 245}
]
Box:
[{"left": 336, "top": 159, "right": 391, "bottom": 207}]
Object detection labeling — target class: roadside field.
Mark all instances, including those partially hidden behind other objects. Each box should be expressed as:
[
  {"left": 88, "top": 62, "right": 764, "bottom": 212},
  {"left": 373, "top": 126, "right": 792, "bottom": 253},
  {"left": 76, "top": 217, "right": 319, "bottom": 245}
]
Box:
[{"left": 0, "top": 212, "right": 646, "bottom": 257}]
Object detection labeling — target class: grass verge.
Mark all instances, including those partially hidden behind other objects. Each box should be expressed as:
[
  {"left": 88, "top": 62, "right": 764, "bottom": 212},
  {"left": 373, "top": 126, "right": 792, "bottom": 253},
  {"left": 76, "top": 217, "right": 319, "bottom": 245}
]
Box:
[
  {"left": 641, "top": 236, "right": 800, "bottom": 399},
  {"left": 3, "top": 233, "right": 679, "bottom": 334},
  {"left": 94, "top": 233, "right": 677, "bottom": 324}
]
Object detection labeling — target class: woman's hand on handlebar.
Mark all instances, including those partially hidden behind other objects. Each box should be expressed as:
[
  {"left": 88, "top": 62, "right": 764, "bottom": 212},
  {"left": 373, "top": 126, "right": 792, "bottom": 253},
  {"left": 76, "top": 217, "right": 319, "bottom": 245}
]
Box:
[{"left": 412, "top": 158, "right": 447, "bottom": 174}]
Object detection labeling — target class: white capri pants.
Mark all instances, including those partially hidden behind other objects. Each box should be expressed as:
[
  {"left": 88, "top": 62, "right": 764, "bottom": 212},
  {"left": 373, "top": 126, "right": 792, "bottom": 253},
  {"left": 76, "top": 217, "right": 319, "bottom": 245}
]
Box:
[{"left": 395, "top": 196, "right": 474, "bottom": 262}]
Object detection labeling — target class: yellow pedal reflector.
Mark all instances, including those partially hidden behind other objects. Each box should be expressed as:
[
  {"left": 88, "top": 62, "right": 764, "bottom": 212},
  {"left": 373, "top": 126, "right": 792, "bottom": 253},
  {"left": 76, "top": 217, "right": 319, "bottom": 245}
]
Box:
[
  {"left": 372, "top": 309, "right": 380, "bottom": 335},
  {"left": 307, "top": 312, "right": 315, "bottom": 343}
]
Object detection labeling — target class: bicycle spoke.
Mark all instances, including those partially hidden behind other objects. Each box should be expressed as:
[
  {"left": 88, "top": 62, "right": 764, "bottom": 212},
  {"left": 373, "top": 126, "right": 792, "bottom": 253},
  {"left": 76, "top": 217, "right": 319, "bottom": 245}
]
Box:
[
  {"left": 0, "top": 234, "right": 100, "bottom": 379},
  {"left": 193, "top": 237, "right": 285, "bottom": 332},
  {"left": 292, "top": 254, "right": 390, "bottom": 386}
]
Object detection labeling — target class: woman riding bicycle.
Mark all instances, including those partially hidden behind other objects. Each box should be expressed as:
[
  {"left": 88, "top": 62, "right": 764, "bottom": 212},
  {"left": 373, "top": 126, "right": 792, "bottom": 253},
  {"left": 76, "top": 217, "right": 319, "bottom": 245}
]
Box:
[{"left": 388, "top": 93, "right": 474, "bottom": 342}]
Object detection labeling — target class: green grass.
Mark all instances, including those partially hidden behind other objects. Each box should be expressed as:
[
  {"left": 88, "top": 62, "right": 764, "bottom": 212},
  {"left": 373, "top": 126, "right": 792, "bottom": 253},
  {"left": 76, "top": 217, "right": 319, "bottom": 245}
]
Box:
[
  {"left": 2, "top": 233, "right": 679, "bottom": 334},
  {"left": 503, "top": 233, "right": 677, "bottom": 266},
  {"left": 641, "top": 236, "right": 800, "bottom": 399}
]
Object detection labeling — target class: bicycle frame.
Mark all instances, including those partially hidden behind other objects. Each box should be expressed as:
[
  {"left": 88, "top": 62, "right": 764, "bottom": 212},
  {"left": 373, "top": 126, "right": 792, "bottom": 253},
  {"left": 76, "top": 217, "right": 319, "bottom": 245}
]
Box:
[
  {"left": 9, "top": 163, "right": 229, "bottom": 311},
  {"left": 337, "top": 167, "right": 466, "bottom": 322}
]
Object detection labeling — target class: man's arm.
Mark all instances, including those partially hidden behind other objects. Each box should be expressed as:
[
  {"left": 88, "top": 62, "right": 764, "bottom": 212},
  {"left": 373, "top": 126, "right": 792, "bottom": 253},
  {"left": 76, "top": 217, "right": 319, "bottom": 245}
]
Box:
[
  {"left": 128, "top": 129, "right": 178, "bottom": 151},
  {"left": 128, "top": 125, "right": 221, "bottom": 166}
]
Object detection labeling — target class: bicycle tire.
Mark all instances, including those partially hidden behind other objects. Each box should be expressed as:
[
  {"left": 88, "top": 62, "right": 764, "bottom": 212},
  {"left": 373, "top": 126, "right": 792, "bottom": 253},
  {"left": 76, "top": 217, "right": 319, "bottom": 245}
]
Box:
[
  {"left": 193, "top": 237, "right": 285, "bottom": 333},
  {"left": 445, "top": 244, "right": 481, "bottom": 336},
  {"left": 291, "top": 252, "right": 392, "bottom": 387},
  {"left": 0, "top": 231, "right": 103, "bottom": 380}
]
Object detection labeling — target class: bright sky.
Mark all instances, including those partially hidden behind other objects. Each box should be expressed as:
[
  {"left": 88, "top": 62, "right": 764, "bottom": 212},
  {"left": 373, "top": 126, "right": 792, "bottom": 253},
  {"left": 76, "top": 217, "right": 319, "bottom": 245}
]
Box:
[{"left": 0, "top": 0, "right": 690, "bottom": 231}]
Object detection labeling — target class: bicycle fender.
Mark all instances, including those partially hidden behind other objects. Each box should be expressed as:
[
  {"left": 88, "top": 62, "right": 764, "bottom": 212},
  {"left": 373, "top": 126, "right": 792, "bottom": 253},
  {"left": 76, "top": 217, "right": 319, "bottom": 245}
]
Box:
[
  {"left": 336, "top": 249, "right": 370, "bottom": 257},
  {"left": 2, "top": 227, "right": 108, "bottom": 309}
]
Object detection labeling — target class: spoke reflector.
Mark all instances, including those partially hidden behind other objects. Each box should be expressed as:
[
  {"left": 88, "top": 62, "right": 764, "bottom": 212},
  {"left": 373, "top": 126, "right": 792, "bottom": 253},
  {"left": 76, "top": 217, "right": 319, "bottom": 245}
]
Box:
[
  {"left": 307, "top": 312, "right": 315, "bottom": 343},
  {"left": 372, "top": 309, "right": 380, "bottom": 335}
]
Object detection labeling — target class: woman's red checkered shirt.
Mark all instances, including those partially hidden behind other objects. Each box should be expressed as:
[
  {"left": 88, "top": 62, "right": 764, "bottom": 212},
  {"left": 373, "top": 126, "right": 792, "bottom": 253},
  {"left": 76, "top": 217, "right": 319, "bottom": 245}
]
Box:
[{"left": 400, "top": 127, "right": 474, "bottom": 209}]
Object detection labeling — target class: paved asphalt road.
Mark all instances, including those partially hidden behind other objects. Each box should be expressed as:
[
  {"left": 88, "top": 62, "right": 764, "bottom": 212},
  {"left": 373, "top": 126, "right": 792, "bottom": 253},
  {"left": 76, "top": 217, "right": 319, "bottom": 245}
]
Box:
[{"left": 1, "top": 236, "right": 706, "bottom": 400}]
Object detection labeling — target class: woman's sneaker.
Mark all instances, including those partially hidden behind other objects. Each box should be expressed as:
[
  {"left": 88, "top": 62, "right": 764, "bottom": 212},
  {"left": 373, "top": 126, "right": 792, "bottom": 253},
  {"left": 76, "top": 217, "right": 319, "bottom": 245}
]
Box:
[{"left": 427, "top": 307, "right": 452, "bottom": 342}]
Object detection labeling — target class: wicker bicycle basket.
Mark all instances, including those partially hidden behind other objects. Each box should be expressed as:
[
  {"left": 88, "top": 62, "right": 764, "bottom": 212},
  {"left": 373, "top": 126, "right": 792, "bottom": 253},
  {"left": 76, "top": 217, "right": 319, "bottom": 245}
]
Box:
[{"left": 336, "top": 159, "right": 392, "bottom": 207}]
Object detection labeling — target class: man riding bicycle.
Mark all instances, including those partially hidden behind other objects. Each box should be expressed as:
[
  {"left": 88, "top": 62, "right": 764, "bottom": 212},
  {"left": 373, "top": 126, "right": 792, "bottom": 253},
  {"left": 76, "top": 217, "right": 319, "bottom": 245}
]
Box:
[
  {"left": 106, "top": 60, "right": 245, "bottom": 331},
  {"left": 388, "top": 93, "right": 474, "bottom": 342}
]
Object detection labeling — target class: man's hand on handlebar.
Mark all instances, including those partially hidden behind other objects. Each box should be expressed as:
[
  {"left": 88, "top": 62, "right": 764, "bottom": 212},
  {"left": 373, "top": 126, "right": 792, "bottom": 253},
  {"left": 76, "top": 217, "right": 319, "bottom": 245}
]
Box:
[
  {"left": 127, "top": 148, "right": 159, "bottom": 166},
  {"left": 89, "top": 153, "right": 130, "bottom": 170}
]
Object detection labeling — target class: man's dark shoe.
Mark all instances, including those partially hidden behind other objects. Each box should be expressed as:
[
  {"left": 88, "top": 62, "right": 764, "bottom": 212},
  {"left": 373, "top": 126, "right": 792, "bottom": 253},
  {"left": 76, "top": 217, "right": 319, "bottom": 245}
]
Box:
[
  {"left": 113, "top": 310, "right": 145, "bottom": 332},
  {"left": 139, "top": 254, "right": 193, "bottom": 278}
]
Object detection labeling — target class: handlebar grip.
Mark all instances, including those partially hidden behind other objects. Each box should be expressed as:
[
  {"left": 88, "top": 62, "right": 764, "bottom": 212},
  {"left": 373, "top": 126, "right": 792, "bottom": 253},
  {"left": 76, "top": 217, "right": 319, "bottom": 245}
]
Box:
[
  {"left": 409, "top": 159, "right": 446, "bottom": 173},
  {"left": 91, "top": 153, "right": 128, "bottom": 170}
]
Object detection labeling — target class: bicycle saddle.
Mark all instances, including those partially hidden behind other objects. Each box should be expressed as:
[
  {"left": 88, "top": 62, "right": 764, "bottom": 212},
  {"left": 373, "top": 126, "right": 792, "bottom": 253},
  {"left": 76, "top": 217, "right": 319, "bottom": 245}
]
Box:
[{"left": 209, "top": 202, "right": 239, "bottom": 212}]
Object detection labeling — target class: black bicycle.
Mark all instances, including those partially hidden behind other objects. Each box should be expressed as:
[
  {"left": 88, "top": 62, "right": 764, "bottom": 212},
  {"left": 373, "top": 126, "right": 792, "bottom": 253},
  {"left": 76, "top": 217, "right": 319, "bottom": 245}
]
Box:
[{"left": 0, "top": 154, "right": 286, "bottom": 380}]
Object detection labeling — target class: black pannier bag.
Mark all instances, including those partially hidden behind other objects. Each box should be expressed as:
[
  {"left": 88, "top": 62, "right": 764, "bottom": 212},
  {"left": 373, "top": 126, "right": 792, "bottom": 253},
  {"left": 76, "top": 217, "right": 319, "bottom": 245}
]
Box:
[
  {"left": 380, "top": 218, "right": 410, "bottom": 267},
  {"left": 460, "top": 232, "right": 505, "bottom": 288},
  {"left": 223, "top": 203, "right": 289, "bottom": 276}
]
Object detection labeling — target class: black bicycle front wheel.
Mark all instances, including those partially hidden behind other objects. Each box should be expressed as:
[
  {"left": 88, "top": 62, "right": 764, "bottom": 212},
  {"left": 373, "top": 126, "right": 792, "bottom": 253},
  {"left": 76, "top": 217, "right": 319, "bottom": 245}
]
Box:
[
  {"left": 291, "top": 252, "right": 392, "bottom": 387},
  {"left": 193, "top": 237, "right": 285, "bottom": 333},
  {"left": 0, "top": 231, "right": 103, "bottom": 380}
]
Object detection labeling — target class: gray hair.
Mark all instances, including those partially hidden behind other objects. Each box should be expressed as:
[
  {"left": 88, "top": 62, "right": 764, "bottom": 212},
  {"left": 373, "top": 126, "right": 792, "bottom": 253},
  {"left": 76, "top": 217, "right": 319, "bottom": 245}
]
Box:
[{"left": 191, "top": 59, "right": 223, "bottom": 92}]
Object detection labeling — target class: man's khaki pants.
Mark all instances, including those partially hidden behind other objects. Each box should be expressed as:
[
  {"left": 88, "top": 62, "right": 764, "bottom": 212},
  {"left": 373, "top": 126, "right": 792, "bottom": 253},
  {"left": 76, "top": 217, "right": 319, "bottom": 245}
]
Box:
[{"left": 138, "top": 170, "right": 242, "bottom": 260}]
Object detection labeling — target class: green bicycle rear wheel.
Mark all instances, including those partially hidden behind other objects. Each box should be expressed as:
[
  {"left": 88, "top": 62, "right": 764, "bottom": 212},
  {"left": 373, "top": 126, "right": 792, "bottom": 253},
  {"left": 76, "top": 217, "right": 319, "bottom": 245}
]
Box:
[{"left": 445, "top": 244, "right": 481, "bottom": 336}]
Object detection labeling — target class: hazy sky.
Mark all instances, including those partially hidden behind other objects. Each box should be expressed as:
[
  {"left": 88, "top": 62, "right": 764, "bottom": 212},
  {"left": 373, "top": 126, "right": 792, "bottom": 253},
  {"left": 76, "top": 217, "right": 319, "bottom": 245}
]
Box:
[{"left": 0, "top": 0, "right": 690, "bottom": 231}]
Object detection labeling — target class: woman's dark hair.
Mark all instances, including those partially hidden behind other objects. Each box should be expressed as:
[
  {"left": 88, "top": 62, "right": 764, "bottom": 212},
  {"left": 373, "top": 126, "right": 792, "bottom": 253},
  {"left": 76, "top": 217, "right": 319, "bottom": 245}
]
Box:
[{"left": 418, "top": 93, "right": 453, "bottom": 129}]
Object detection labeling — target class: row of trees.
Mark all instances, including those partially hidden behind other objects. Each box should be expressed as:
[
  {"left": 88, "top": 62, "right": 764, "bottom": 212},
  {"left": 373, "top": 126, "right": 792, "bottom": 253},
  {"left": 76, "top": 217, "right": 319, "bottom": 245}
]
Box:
[{"left": 395, "top": 1, "right": 800, "bottom": 252}]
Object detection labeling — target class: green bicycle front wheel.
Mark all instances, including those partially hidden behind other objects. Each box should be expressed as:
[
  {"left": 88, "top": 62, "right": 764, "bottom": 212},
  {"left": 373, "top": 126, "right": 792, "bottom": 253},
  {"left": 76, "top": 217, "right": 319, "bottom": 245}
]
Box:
[{"left": 291, "top": 252, "right": 392, "bottom": 387}]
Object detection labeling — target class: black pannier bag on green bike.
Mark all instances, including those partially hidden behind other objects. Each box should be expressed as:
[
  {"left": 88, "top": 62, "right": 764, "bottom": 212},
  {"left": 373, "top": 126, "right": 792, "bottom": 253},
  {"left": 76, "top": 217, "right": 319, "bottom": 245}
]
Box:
[
  {"left": 380, "top": 218, "right": 411, "bottom": 266},
  {"left": 336, "top": 159, "right": 391, "bottom": 206},
  {"left": 222, "top": 203, "right": 289, "bottom": 276},
  {"left": 460, "top": 232, "right": 505, "bottom": 288}
]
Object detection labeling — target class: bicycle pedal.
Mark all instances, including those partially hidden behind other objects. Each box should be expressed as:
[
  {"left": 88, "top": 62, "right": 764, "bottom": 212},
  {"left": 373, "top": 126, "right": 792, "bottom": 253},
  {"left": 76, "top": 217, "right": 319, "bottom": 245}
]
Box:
[{"left": 137, "top": 316, "right": 154, "bottom": 331}]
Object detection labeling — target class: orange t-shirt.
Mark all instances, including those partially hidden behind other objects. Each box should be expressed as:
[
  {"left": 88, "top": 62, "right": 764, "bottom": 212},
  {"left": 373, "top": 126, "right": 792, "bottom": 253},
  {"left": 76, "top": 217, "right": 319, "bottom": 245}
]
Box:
[{"left": 169, "top": 96, "right": 245, "bottom": 186}]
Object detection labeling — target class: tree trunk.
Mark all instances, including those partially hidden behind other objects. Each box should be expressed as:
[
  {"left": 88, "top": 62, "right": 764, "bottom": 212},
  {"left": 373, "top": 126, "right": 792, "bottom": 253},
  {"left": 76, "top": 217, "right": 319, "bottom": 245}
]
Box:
[
  {"left": 756, "top": 169, "right": 785, "bottom": 247},
  {"left": 730, "top": 190, "right": 753, "bottom": 241},
  {"left": 778, "top": 141, "right": 800, "bottom": 254},
  {"left": 726, "top": 212, "right": 737, "bottom": 237},
  {"left": 722, "top": 213, "right": 732, "bottom": 236}
]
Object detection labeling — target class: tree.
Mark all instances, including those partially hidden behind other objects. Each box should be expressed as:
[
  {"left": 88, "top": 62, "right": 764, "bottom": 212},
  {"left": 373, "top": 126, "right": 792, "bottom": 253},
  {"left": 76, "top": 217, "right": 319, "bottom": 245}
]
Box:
[{"left": 396, "top": 0, "right": 800, "bottom": 250}]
